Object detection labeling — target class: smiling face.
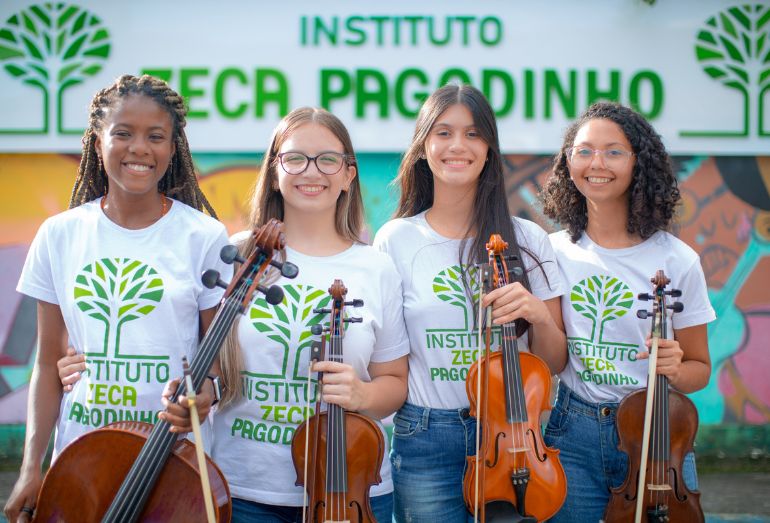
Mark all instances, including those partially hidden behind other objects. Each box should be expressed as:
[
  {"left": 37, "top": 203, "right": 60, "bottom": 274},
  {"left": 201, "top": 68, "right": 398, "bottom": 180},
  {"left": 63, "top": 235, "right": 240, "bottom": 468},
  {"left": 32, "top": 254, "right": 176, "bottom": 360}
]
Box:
[
  {"left": 276, "top": 122, "right": 356, "bottom": 220},
  {"left": 94, "top": 94, "right": 175, "bottom": 200},
  {"left": 425, "top": 103, "right": 489, "bottom": 194},
  {"left": 568, "top": 118, "right": 636, "bottom": 206}
]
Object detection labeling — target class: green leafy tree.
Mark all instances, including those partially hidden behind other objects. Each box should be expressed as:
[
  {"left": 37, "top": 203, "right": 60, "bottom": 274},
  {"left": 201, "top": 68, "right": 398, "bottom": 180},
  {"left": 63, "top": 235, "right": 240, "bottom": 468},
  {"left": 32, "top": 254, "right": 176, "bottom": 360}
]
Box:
[
  {"left": 683, "top": 4, "right": 770, "bottom": 137},
  {"left": 74, "top": 258, "right": 164, "bottom": 358},
  {"left": 0, "top": 3, "right": 110, "bottom": 134},
  {"left": 570, "top": 275, "right": 634, "bottom": 343},
  {"left": 432, "top": 265, "right": 479, "bottom": 330},
  {"left": 248, "top": 284, "right": 331, "bottom": 381}
]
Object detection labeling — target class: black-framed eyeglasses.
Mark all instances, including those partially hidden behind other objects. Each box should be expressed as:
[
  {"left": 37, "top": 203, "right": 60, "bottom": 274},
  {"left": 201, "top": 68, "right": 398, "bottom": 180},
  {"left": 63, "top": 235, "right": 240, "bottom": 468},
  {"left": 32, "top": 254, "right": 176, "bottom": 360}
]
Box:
[
  {"left": 276, "top": 151, "right": 351, "bottom": 175},
  {"left": 567, "top": 146, "right": 634, "bottom": 168}
]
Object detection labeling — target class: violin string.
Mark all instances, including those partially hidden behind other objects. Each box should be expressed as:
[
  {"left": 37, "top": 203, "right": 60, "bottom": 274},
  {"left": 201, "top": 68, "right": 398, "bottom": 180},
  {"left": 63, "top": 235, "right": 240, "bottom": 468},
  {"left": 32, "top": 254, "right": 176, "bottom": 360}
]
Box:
[{"left": 498, "top": 255, "right": 525, "bottom": 472}]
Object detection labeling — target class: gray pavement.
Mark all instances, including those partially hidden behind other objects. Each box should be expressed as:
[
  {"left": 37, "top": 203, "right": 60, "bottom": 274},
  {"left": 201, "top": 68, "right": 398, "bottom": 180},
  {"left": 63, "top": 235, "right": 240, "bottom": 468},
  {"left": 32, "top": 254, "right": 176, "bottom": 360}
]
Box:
[{"left": 0, "top": 470, "right": 768, "bottom": 521}]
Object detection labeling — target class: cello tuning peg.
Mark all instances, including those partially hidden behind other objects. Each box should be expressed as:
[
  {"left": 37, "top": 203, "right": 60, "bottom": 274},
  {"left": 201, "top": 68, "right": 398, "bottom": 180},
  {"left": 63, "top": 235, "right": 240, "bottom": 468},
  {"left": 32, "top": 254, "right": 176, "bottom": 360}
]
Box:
[
  {"left": 269, "top": 259, "right": 299, "bottom": 279},
  {"left": 220, "top": 245, "right": 245, "bottom": 265},
  {"left": 313, "top": 308, "right": 332, "bottom": 314},
  {"left": 667, "top": 289, "right": 682, "bottom": 297},
  {"left": 345, "top": 299, "right": 364, "bottom": 307},
  {"left": 668, "top": 302, "right": 684, "bottom": 313},
  {"left": 310, "top": 324, "right": 324, "bottom": 336},
  {"left": 345, "top": 317, "right": 363, "bottom": 323},
  {"left": 258, "top": 284, "right": 284, "bottom": 305},
  {"left": 638, "top": 293, "right": 652, "bottom": 301},
  {"left": 636, "top": 310, "right": 650, "bottom": 319},
  {"left": 201, "top": 269, "right": 228, "bottom": 290}
]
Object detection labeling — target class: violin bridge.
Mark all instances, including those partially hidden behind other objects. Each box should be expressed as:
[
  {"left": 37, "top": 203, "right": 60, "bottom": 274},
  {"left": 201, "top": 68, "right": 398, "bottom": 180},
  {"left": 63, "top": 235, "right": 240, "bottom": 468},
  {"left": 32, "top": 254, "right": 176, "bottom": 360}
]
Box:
[
  {"left": 646, "top": 483, "right": 672, "bottom": 491},
  {"left": 507, "top": 446, "right": 530, "bottom": 454}
]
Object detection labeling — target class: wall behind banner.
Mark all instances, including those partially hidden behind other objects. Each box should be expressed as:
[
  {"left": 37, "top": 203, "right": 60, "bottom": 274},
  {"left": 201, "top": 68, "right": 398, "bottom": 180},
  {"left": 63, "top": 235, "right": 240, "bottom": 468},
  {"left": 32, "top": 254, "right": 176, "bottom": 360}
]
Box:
[{"left": 1, "top": 152, "right": 769, "bottom": 458}]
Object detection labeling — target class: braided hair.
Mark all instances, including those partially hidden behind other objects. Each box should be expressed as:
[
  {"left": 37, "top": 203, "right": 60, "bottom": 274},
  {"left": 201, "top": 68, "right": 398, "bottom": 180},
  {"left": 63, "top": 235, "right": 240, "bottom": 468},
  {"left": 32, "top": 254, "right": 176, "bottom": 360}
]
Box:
[
  {"left": 540, "top": 102, "right": 679, "bottom": 242},
  {"left": 69, "top": 74, "right": 217, "bottom": 217}
]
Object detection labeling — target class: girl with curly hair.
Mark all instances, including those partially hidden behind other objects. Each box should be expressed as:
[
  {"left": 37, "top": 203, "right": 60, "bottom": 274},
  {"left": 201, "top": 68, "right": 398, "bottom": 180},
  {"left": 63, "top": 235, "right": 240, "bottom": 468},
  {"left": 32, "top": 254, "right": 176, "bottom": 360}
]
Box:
[
  {"left": 5, "top": 74, "right": 229, "bottom": 522},
  {"left": 540, "top": 102, "right": 715, "bottom": 522}
]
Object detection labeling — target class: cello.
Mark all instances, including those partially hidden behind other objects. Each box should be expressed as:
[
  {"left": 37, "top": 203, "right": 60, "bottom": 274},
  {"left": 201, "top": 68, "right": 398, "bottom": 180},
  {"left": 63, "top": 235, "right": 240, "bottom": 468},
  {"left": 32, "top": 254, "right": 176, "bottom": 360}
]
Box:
[
  {"left": 291, "top": 279, "right": 385, "bottom": 523},
  {"left": 464, "top": 234, "right": 566, "bottom": 522},
  {"left": 604, "top": 270, "right": 703, "bottom": 523},
  {"left": 33, "top": 219, "right": 298, "bottom": 522}
]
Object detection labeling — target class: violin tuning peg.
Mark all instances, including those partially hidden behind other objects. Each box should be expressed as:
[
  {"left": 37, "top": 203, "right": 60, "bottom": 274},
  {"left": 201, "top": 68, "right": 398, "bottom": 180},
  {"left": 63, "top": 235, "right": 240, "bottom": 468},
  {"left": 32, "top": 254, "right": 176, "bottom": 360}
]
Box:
[
  {"left": 313, "top": 308, "right": 332, "bottom": 314},
  {"left": 259, "top": 284, "right": 284, "bottom": 305},
  {"left": 310, "top": 324, "right": 324, "bottom": 335},
  {"left": 667, "top": 289, "right": 682, "bottom": 297},
  {"left": 269, "top": 259, "right": 299, "bottom": 279},
  {"left": 201, "top": 269, "right": 228, "bottom": 290},
  {"left": 637, "top": 310, "right": 650, "bottom": 319},
  {"left": 638, "top": 293, "right": 652, "bottom": 301},
  {"left": 345, "top": 299, "right": 364, "bottom": 307},
  {"left": 669, "top": 302, "right": 684, "bottom": 313},
  {"left": 345, "top": 317, "right": 363, "bottom": 323},
  {"left": 220, "top": 245, "right": 245, "bottom": 265}
]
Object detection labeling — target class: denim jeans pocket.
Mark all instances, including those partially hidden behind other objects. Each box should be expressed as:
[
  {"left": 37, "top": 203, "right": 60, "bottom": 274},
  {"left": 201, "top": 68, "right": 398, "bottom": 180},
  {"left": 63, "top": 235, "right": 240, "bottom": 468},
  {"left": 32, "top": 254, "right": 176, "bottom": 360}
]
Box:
[
  {"left": 392, "top": 411, "right": 419, "bottom": 438},
  {"left": 544, "top": 404, "right": 570, "bottom": 441}
]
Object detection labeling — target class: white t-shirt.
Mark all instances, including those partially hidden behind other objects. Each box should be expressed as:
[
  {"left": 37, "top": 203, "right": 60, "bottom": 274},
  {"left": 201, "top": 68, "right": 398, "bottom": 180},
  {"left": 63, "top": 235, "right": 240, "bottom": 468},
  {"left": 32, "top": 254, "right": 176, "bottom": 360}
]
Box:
[
  {"left": 373, "top": 211, "right": 565, "bottom": 410},
  {"left": 16, "top": 198, "right": 231, "bottom": 457},
  {"left": 212, "top": 238, "right": 410, "bottom": 506},
  {"left": 550, "top": 230, "right": 716, "bottom": 403}
]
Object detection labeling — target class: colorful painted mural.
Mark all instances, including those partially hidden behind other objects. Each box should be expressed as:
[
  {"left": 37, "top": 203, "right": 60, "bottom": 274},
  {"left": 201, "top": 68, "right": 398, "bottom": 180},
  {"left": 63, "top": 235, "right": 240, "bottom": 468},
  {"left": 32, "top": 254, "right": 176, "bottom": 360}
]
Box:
[{"left": 1, "top": 152, "right": 768, "bottom": 430}]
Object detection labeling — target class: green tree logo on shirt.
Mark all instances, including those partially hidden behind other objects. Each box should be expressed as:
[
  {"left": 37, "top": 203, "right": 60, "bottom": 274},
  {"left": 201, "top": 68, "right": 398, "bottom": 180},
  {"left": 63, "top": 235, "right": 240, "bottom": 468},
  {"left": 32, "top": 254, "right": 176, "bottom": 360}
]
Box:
[
  {"left": 571, "top": 275, "right": 634, "bottom": 343},
  {"left": 432, "top": 265, "right": 479, "bottom": 330},
  {"left": 247, "top": 284, "right": 331, "bottom": 380},
  {"left": 73, "top": 258, "right": 164, "bottom": 358}
]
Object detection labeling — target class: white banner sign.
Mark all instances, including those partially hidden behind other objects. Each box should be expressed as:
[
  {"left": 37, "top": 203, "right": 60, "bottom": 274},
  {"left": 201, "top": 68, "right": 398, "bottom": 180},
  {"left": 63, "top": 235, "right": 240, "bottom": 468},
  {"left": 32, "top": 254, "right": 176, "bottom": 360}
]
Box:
[{"left": 0, "top": 0, "right": 768, "bottom": 154}]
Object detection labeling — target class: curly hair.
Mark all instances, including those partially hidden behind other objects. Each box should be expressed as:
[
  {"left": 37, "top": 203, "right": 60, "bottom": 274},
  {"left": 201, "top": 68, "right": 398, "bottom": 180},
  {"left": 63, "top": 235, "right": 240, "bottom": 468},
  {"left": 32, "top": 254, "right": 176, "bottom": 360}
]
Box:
[
  {"left": 69, "top": 74, "right": 217, "bottom": 217},
  {"left": 540, "top": 102, "right": 679, "bottom": 242}
]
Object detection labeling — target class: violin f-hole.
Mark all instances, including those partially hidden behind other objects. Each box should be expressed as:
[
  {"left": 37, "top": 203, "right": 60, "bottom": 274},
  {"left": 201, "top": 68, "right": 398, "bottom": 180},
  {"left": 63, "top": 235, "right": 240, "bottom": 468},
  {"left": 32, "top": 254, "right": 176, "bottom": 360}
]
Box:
[
  {"left": 526, "top": 428, "right": 547, "bottom": 462},
  {"left": 485, "top": 431, "right": 507, "bottom": 468}
]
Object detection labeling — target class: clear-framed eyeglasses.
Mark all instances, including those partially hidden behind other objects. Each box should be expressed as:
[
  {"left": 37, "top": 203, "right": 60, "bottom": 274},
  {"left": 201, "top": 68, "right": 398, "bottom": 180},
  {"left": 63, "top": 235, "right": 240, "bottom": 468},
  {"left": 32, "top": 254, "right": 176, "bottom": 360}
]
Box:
[
  {"left": 567, "top": 146, "right": 634, "bottom": 168},
  {"left": 277, "top": 151, "right": 351, "bottom": 175}
]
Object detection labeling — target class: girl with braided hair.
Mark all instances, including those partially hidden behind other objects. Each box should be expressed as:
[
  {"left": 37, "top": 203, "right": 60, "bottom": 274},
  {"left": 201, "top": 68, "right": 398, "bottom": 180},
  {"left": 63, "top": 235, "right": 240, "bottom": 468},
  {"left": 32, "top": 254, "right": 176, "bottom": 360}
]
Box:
[
  {"left": 539, "top": 102, "right": 714, "bottom": 522},
  {"left": 4, "top": 74, "right": 230, "bottom": 522}
]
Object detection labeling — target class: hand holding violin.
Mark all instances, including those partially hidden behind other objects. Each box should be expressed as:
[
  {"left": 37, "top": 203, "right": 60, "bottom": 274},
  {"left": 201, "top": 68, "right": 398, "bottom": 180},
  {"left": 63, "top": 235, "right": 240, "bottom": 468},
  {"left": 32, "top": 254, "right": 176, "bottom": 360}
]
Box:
[{"left": 481, "top": 281, "right": 552, "bottom": 327}]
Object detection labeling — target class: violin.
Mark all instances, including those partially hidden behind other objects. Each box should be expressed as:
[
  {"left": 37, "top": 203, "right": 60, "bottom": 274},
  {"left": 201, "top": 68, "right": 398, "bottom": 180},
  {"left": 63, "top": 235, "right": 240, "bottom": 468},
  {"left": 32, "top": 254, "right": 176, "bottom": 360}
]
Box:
[
  {"left": 464, "top": 234, "right": 566, "bottom": 522},
  {"left": 33, "top": 219, "right": 299, "bottom": 522},
  {"left": 291, "top": 279, "right": 385, "bottom": 523},
  {"left": 604, "top": 270, "right": 703, "bottom": 523}
]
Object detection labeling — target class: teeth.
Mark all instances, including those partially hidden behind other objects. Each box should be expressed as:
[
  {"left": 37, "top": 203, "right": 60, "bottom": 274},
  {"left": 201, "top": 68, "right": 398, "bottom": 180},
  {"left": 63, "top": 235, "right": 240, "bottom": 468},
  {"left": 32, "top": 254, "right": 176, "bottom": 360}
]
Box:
[
  {"left": 297, "top": 185, "right": 324, "bottom": 193},
  {"left": 587, "top": 177, "right": 611, "bottom": 184},
  {"left": 126, "top": 163, "right": 151, "bottom": 172},
  {"left": 444, "top": 160, "right": 470, "bottom": 165}
]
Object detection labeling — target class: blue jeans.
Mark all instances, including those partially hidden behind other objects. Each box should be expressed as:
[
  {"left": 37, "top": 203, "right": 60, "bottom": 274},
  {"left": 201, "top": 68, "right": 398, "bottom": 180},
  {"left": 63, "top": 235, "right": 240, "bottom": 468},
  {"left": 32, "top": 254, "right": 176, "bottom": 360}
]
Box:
[
  {"left": 544, "top": 384, "right": 699, "bottom": 523},
  {"left": 231, "top": 493, "right": 392, "bottom": 522},
  {"left": 390, "top": 402, "right": 476, "bottom": 523}
]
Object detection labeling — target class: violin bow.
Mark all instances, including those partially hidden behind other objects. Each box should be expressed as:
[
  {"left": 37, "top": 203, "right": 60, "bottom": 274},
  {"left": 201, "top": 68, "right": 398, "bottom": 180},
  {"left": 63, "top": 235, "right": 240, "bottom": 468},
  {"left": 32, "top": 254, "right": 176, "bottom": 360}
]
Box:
[
  {"left": 634, "top": 278, "right": 664, "bottom": 523},
  {"left": 302, "top": 331, "right": 325, "bottom": 523},
  {"left": 182, "top": 356, "right": 216, "bottom": 523},
  {"left": 473, "top": 263, "right": 493, "bottom": 523}
]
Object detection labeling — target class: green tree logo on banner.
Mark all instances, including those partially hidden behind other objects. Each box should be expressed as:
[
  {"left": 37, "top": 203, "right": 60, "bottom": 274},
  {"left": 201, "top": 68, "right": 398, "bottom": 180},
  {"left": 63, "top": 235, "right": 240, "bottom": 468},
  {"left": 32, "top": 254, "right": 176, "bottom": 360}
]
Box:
[
  {"left": 570, "top": 275, "right": 634, "bottom": 343},
  {"left": 682, "top": 4, "right": 770, "bottom": 137},
  {"left": 74, "top": 258, "right": 164, "bottom": 358},
  {"left": 247, "top": 284, "right": 331, "bottom": 381},
  {"left": 0, "top": 3, "right": 110, "bottom": 135},
  {"left": 432, "top": 265, "right": 479, "bottom": 331}
]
